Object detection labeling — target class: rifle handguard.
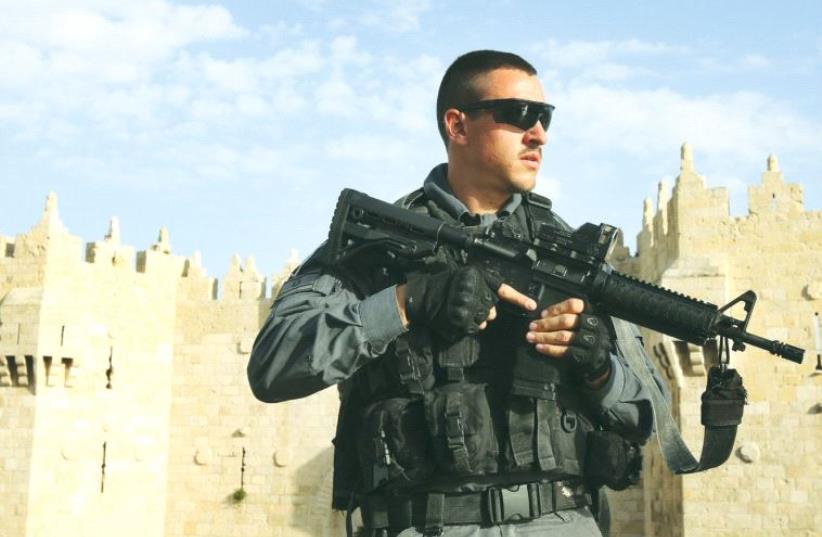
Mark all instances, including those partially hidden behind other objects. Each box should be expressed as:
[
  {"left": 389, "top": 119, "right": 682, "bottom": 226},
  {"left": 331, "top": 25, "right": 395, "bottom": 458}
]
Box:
[{"left": 592, "top": 270, "right": 718, "bottom": 346}]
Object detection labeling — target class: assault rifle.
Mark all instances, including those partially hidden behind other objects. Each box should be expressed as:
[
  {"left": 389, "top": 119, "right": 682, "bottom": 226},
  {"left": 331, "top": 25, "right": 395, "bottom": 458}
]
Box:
[{"left": 325, "top": 188, "right": 804, "bottom": 365}]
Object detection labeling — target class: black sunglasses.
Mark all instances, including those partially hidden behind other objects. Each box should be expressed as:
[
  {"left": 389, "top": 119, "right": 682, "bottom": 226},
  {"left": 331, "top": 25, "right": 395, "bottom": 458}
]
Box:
[{"left": 458, "top": 98, "right": 555, "bottom": 131}]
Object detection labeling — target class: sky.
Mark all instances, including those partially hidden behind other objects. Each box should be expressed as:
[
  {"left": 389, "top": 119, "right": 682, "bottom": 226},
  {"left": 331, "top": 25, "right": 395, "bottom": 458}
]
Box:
[{"left": 1, "top": 0, "right": 820, "bottom": 281}]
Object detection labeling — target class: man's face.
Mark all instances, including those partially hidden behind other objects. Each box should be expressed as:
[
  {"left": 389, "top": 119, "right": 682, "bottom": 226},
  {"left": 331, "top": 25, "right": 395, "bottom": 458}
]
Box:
[{"left": 460, "top": 68, "right": 548, "bottom": 195}]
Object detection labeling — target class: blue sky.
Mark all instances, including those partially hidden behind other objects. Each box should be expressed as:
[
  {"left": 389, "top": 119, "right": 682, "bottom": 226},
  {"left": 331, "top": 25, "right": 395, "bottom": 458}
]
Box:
[{"left": 1, "top": 1, "right": 820, "bottom": 281}]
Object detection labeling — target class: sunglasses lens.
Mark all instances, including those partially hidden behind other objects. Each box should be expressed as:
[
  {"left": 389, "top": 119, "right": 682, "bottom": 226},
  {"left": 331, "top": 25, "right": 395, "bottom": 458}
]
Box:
[
  {"left": 538, "top": 106, "right": 552, "bottom": 130},
  {"left": 496, "top": 103, "right": 530, "bottom": 129},
  {"left": 494, "top": 103, "right": 552, "bottom": 130}
]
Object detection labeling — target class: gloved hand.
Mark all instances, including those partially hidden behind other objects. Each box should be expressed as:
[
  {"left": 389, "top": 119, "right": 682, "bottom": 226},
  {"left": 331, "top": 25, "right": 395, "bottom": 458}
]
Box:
[
  {"left": 404, "top": 265, "right": 503, "bottom": 341},
  {"left": 566, "top": 313, "right": 612, "bottom": 381}
]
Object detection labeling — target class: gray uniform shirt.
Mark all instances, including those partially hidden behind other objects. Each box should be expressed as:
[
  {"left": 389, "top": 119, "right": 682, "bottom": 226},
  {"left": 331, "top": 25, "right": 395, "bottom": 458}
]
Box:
[{"left": 248, "top": 164, "right": 667, "bottom": 442}]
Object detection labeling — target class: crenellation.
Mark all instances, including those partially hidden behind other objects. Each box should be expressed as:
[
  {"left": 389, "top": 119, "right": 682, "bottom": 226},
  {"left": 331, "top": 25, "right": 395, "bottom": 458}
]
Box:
[
  {"left": 86, "top": 217, "right": 137, "bottom": 270},
  {"left": 748, "top": 154, "right": 805, "bottom": 217},
  {"left": 1, "top": 234, "right": 11, "bottom": 258},
  {"left": 152, "top": 227, "right": 173, "bottom": 254},
  {"left": 610, "top": 143, "right": 820, "bottom": 537},
  {"left": 221, "top": 254, "right": 267, "bottom": 301},
  {"left": 180, "top": 252, "right": 219, "bottom": 301},
  {"left": 10, "top": 193, "right": 85, "bottom": 269},
  {"left": 184, "top": 251, "right": 206, "bottom": 278}
]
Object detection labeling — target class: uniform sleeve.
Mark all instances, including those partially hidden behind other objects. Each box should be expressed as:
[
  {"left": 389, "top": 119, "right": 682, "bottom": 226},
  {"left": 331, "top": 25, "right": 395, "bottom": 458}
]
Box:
[
  {"left": 582, "top": 323, "right": 670, "bottom": 444},
  {"left": 247, "top": 265, "right": 407, "bottom": 403}
]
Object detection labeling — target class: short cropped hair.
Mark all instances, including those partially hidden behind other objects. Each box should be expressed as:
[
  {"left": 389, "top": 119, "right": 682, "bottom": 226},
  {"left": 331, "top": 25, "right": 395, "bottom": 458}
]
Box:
[{"left": 436, "top": 50, "right": 538, "bottom": 146}]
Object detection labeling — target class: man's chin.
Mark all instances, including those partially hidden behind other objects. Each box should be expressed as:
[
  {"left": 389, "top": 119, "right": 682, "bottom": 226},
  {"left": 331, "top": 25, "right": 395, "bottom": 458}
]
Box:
[{"left": 511, "top": 175, "right": 537, "bottom": 193}]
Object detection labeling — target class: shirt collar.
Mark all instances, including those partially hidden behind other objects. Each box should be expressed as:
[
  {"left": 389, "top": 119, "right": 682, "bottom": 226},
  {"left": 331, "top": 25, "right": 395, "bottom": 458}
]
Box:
[{"left": 422, "top": 163, "right": 522, "bottom": 226}]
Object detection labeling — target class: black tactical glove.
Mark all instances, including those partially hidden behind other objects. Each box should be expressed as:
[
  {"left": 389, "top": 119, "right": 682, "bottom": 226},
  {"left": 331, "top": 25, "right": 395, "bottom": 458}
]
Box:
[
  {"left": 405, "top": 265, "right": 503, "bottom": 341},
  {"left": 567, "top": 313, "right": 612, "bottom": 381}
]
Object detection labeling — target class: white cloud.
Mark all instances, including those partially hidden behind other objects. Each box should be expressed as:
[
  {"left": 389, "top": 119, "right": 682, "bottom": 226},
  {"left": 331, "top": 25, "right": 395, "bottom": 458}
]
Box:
[
  {"left": 316, "top": 79, "right": 358, "bottom": 116},
  {"left": 359, "top": 0, "right": 432, "bottom": 33},
  {"left": 324, "top": 135, "right": 409, "bottom": 162},
  {"left": 0, "top": 2, "right": 245, "bottom": 87},
  {"left": 256, "top": 42, "right": 326, "bottom": 80},
  {"left": 534, "top": 174, "right": 562, "bottom": 202},
  {"left": 287, "top": 0, "right": 330, "bottom": 11},
  {"left": 202, "top": 57, "right": 261, "bottom": 94},
  {"left": 558, "top": 84, "right": 822, "bottom": 163},
  {"left": 531, "top": 38, "right": 785, "bottom": 83},
  {"left": 531, "top": 38, "right": 686, "bottom": 69},
  {"left": 741, "top": 54, "right": 771, "bottom": 69},
  {"left": 0, "top": 41, "right": 45, "bottom": 88},
  {"left": 329, "top": 36, "right": 372, "bottom": 66},
  {"left": 578, "top": 63, "right": 649, "bottom": 82},
  {"left": 258, "top": 21, "right": 305, "bottom": 47}
]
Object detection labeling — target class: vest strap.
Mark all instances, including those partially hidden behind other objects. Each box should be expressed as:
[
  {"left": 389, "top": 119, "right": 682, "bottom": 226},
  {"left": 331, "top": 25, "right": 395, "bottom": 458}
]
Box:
[
  {"left": 395, "top": 336, "right": 424, "bottom": 395},
  {"left": 360, "top": 479, "right": 589, "bottom": 532},
  {"left": 444, "top": 392, "right": 471, "bottom": 473}
]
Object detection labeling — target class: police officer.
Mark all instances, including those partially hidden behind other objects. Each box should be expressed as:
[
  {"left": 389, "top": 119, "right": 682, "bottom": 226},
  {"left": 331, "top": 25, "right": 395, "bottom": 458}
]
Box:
[{"left": 248, "top": 50, "right": 665, "bottom": 537}]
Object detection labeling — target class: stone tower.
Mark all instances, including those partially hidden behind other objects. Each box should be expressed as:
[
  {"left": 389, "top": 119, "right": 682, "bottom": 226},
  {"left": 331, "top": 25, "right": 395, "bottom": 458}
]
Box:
[
  {"left": 610, "top": 144, "right": 821, "bottom": 537},
  {"left": 0, "top": 197, "right": 343, "bottom": 537}
]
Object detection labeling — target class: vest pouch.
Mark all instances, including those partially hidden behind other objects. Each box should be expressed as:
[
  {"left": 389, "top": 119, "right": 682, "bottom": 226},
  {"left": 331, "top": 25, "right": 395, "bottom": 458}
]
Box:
[
  {"left": 506, "top": 395, "right": 588, "bottom": 478},
  {"left": 357, "top": 397, "right": 434, "bottom": 491},
  {"left": 584, "top": 430, "right": 642, "bottom": 490},
  {"left": 424, "top": 383, "right": 498, "bottom": 475},
  {"left": 355, "top": 330, "right": 436, "bottom": 401},
  {"left": 506, "top": 395, "right": 554, "bottom": 471},
  {"left": 436, "top": 336, "right": 480, "bottom": 382},
  {"left": 546, "top": 403, "right": 588, "bottom": 477},
  {"left": 391, "top": 330, "right": 435, "bottom": 396}
]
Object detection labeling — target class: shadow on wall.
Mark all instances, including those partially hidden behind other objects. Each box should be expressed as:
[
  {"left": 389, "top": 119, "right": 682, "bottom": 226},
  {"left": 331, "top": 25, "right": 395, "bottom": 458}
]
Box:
[{"left": 291, "top": 445, "right": 348, "bottom": 537}]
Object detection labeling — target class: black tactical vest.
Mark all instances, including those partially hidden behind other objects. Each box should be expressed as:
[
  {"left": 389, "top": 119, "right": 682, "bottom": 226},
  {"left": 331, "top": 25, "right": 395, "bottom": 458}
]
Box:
[{"left": 328, "top": 189, "right": 600, "bottom": 509}]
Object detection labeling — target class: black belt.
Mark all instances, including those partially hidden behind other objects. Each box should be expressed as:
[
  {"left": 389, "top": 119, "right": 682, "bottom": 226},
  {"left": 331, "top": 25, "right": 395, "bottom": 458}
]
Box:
[{"left": 362, "top": 479, "right": 590, "bottom": 533}]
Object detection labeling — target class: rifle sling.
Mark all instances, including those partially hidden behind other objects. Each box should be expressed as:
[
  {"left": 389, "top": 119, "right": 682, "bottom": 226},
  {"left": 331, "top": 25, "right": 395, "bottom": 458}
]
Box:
[{"left": 611, "top": 318, "right": 738, "bottom": 474}]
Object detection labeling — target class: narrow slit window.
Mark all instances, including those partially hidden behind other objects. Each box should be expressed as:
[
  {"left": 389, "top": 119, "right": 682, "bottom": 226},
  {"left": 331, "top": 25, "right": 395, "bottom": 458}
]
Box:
[
  {"left": 62, "top": 357, "right": 74, "bottom": 387},
  {"left": 43, "top": 356, "right": 53, "bottom": 386},
  {"left": 5, "top": 356, "right": 19, "bottom": 386},
  {"left": 24, "top": 355, "right": 34, "bottom": 389}
]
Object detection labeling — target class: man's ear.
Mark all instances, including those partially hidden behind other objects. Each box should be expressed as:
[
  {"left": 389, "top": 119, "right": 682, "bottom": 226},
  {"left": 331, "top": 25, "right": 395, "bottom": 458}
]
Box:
[{"left": 443, "top": 109, "right": 468, "bottom": 146}]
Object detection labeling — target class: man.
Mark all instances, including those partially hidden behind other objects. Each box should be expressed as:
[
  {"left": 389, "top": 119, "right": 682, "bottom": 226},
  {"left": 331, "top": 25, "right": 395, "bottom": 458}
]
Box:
[{"left": 249, "top": 50, "right": 664, "bottom": 536}]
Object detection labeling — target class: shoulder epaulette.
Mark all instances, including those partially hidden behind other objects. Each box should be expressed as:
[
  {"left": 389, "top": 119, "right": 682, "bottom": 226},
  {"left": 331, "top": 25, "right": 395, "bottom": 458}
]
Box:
[
  {"left": 523, "top": 191, "right": 573, "bottom": 232},
  {"left": 394, "top": 187, "right": 426, "bottom": 208},
  {"left": 525, "top": 191, "right": 553, "bottom": 211},
  {"left": 394, "top": 187, "right": 427, "bottom": 210}
]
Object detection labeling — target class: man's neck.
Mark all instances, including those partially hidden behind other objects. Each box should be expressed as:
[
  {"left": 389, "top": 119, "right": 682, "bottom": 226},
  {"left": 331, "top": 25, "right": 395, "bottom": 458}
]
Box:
[{"left": 446, "top": 166, "right": 511, "bottom": 215}]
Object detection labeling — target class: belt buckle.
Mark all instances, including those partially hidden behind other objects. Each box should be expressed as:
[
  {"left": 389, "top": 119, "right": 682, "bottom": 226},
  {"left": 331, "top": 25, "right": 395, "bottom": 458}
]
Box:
[{"left": 486, "top": 484, "right": 534, "bottom": 524}]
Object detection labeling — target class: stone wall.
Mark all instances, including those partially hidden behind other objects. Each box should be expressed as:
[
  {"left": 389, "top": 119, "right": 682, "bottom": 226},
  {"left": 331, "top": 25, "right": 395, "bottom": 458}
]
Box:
[
  {"left": 0, "top": 196, "right": 344, "bottom": 537},
  {"left": 164, "top": 254, "right": 344, "bottom": 537},
  {"left": 1, "top": 146, "right": 819, "bottom": 536},
  {"left": 610, "top": 145, "right": 821, "bottom": 537}
]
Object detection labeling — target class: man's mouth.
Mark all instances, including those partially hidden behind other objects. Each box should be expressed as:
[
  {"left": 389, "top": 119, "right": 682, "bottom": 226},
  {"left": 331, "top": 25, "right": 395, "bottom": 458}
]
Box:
[{"left": 521, "top": 152, "right": 541, "bottom": 166}]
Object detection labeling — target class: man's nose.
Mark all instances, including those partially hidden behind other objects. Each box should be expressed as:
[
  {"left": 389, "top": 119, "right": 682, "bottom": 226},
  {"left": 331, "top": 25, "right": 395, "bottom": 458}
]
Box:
[{"left": 524, "top": 120, "right": 547, "bottom": 146}]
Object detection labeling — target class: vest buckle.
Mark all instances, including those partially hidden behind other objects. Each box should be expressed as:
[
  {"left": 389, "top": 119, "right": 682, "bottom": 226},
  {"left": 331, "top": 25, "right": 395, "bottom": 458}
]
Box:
[
  {"left": 486, "top": 484, "right": 536, "bottom": 524},
  {"left": 561, "top": 409, "right": 578, "bottom": 433}
]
